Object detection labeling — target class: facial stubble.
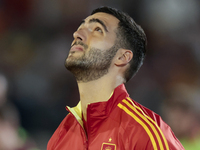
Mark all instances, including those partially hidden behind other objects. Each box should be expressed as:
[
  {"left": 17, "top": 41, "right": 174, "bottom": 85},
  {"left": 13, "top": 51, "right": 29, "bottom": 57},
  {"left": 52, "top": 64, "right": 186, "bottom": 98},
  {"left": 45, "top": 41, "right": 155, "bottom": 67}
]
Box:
[{"left": 65, "top": 43, "right": 119, "bottom": 82}]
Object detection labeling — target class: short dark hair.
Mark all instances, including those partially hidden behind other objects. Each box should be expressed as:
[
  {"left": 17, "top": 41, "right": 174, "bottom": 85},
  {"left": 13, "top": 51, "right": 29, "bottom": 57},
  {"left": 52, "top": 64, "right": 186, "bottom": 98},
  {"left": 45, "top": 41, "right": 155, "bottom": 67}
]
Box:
[{"left": 91, "top": 6, "right": 147, "bottom": 82}]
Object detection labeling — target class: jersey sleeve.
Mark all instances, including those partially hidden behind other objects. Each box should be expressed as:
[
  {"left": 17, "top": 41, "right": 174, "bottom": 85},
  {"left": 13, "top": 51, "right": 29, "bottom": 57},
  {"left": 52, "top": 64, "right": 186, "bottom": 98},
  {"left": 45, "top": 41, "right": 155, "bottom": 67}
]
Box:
[{"left": 119, "top": 98, "right": 185, "bottom": 150}]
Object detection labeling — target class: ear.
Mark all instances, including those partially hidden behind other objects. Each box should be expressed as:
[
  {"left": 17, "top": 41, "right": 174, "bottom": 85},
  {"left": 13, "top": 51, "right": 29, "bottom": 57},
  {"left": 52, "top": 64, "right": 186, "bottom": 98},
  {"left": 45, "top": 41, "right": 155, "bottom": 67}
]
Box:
[{"left": 114, "top": 49, "right": 133, "bottom": 66}]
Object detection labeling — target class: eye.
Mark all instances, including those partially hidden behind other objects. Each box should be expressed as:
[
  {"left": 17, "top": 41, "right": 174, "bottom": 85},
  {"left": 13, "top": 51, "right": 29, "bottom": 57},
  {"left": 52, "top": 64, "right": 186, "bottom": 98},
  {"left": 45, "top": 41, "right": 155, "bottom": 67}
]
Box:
[{"left": 94, "top": 27, "right": 103, "bottom": 33}]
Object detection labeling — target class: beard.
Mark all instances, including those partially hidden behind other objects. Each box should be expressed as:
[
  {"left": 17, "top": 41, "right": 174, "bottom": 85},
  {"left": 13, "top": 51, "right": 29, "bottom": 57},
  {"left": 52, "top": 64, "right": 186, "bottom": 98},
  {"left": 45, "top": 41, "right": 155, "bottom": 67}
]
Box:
[{"left": 65, "top": 42, "right": 119, "bottom": 82}]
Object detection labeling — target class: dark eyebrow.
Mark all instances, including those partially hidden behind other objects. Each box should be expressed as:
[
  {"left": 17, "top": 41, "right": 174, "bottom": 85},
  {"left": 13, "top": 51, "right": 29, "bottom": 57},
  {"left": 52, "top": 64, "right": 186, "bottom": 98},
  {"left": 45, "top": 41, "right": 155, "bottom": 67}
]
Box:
[{"left": 80, "top": 18, "right": 108, "bottom": 32}]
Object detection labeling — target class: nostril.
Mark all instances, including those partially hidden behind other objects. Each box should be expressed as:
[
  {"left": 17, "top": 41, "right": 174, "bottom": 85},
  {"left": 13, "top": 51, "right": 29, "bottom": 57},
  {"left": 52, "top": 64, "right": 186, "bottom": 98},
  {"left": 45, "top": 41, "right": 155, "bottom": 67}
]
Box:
[
  {"left": 77, "top": 37, "right": 82, "bottom": 41},
  {"left": 73, "top": 29, "right": 85, "bottom": 42}
]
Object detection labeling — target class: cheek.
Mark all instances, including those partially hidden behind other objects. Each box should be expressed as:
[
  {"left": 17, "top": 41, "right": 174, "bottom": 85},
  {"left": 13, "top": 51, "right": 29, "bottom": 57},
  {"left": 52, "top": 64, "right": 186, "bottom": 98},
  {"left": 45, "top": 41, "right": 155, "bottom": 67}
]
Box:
[{"left": 90, "top": 37, "right": 116, "bottom": 50}]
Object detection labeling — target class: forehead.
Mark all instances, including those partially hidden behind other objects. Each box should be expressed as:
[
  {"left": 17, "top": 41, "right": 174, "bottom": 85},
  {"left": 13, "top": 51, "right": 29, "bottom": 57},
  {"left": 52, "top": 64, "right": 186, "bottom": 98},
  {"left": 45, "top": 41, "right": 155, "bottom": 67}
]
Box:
[{"left": 84, "top": 12, "right": 119, "bottom": 31}]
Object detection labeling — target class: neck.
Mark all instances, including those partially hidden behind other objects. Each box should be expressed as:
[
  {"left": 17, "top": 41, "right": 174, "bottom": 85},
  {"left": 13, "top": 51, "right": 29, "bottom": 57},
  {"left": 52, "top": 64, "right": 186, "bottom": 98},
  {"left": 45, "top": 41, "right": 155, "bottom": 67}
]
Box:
[{"left": 77, "top": 74, "right": 124, "bottom": 121}]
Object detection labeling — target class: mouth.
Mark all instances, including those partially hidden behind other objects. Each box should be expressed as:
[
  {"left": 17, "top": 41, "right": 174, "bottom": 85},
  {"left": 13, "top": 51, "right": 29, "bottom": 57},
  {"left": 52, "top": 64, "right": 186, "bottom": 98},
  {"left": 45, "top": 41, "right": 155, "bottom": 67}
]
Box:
[
  {"left": 70, "top": 41, "right": 88, "bottom": 53},
  {"left": 70, "top": 45, "right": 84, "bottom": 52}
]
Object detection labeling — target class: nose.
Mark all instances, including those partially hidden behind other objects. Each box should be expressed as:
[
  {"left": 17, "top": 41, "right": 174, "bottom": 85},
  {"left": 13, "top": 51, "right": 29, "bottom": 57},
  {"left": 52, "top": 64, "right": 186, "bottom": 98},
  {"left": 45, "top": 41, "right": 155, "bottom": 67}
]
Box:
[{"left": 73, "top": 29, "right": 87, "bottom": 42}]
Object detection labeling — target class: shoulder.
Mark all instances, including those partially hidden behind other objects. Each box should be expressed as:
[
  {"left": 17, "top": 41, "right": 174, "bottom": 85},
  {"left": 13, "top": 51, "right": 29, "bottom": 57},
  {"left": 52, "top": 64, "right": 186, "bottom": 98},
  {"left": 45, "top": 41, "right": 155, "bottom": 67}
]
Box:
[
  {"left": 55, "top": 113, "right": 78, "bottom": 133},
  {"left": 116, "top": 97, "right": 184, "bottom": 150},
  {"left": 116, "top": 97, "right": 160, "bottom": 127},
  {"left": 47, "top": 113, "right": 75, "bottom": 149}
]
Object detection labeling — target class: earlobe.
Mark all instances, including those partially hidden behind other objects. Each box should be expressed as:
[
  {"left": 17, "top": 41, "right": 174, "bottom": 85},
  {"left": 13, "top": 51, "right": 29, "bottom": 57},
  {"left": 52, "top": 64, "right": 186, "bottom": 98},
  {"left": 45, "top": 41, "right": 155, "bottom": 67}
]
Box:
[{"left": 115, "top": 49, "right": 133, "bottom": 66}]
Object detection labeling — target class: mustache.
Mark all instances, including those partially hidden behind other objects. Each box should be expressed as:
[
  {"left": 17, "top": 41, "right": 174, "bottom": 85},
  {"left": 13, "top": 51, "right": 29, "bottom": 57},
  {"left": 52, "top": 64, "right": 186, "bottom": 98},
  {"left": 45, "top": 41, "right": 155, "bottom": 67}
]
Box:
[{"left": 71, "top": 41, "right": 88, "bottom": 50}]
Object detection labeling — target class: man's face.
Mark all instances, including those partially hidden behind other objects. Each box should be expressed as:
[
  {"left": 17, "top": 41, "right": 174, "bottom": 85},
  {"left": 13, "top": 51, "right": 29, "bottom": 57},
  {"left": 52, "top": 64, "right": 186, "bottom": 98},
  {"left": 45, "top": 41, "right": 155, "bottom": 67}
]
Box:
[{"left": 65, "top": 12, "right": 120, "bottom": 82}]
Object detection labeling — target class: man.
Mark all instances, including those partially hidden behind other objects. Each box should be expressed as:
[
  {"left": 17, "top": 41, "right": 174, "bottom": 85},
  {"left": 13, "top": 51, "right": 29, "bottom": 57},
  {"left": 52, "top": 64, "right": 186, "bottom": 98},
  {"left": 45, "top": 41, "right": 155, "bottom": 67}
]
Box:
[{"left": 47, "top": 6, "right": 184, "bottom": 150}]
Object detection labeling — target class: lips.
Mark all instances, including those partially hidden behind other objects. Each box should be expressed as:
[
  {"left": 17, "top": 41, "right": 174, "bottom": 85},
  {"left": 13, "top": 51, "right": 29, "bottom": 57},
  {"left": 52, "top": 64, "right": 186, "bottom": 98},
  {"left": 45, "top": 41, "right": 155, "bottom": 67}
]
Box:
[{"left": 70, "top": 45, "right": 84, "bottom": 52}]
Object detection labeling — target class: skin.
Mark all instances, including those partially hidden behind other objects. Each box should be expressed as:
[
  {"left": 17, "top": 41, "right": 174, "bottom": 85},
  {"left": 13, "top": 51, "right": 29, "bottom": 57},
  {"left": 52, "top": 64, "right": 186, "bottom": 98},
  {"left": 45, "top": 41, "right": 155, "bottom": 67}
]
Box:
[{"left": 66, "top": 12, "right": 133, "bottom": 120}]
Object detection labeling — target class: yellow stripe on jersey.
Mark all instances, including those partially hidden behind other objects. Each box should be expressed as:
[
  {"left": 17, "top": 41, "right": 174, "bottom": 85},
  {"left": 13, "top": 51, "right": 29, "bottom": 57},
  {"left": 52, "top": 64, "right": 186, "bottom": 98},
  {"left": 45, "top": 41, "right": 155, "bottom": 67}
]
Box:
[
  {"left": 117, "top": 103, "right": 158, "bottom": 150},
  {"left": 121, "top": 100, "right": 164, "bottom": 150},
  {"left": 126, "top": 97, "right": 169, "bottom": 150}
]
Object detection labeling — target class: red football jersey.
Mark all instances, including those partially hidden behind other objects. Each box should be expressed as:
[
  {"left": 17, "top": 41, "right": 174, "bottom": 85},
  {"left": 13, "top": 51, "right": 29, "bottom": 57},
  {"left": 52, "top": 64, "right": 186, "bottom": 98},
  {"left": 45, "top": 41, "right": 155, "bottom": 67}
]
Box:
[{"left": 47, "top": 84, "right": 184, "bottom": 150}]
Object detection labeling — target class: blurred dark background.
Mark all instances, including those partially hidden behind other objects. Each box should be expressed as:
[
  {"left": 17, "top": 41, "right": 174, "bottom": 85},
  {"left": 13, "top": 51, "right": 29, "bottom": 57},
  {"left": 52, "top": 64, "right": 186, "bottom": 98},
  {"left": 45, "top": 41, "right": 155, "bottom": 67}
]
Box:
[{"left": 0, "top": 0, "right": 200, "bottom": 149}]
